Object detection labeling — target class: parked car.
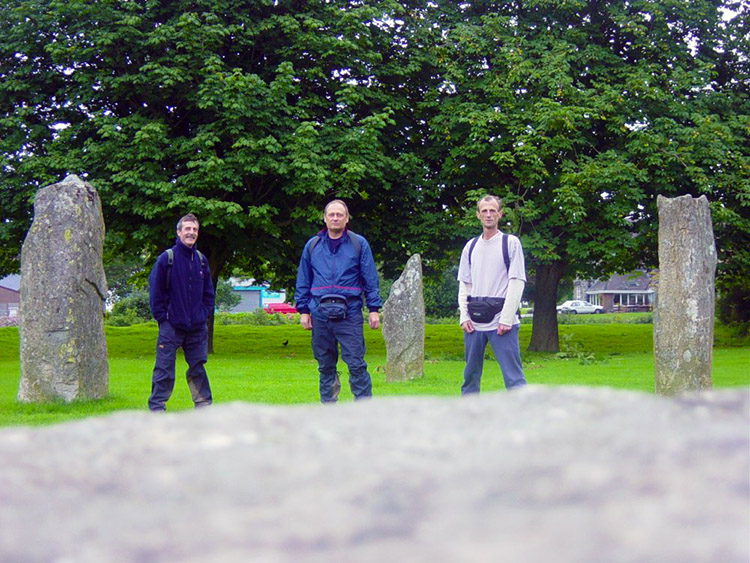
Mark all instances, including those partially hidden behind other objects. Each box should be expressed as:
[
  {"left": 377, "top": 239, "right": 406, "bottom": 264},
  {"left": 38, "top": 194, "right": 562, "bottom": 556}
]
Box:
[
  {"left": 263, "top": 302, "right": 298, "bottom": 314},
  {"left": 556, "top": 300, "right": 604, "bottom": 314}
]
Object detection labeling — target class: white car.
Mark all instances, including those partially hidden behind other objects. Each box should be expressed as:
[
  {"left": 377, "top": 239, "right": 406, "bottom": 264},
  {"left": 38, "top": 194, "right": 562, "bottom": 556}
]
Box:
[{"left": 556, "top": 300, "right": 604, "bottom": 314}]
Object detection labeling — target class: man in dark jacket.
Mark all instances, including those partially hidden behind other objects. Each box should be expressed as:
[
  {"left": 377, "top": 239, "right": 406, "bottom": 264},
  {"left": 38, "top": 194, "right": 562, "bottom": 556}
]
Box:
[
  {"left": 295, "top": 200, "right": 382, "bottom": 403},
  {"left": 147, "top": 213, "right": 215, "bottom": 411}
]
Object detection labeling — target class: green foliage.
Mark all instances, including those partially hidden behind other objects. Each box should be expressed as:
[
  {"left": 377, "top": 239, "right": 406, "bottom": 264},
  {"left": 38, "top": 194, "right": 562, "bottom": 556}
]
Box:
[
  {"left": 0, "top": 0, "right": 746, "bottom": 354},
  {"left": 555, "top": 313, "right": 654, "bottom": 325},
  {"left": 106, "top": 291, "right": 152, "bottom": 326},
  {"left": 423, "top": 264, "right": 459, "bottom": 318},
  {"left": 425, "top": 0, "right": 749, "bottom": 350},
  {"left": 556, "top": 333, "right": 599, "bottom": 365},
  {"left": 215, "top": 310, "right": 299, "bottom": 326},
  {"left": 215, "top": 279, "right": 242, "bottom": 312},
  {"left": 717, "top": 284, "right": 750, "bottom": 326},
  {"left": 0, "top": 0, "right": 446, "bottom": 287}
]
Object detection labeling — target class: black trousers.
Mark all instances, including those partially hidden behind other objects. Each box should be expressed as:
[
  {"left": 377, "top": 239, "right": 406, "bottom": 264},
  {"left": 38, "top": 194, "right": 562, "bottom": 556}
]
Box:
[{"left": 148, "top": 321, "right": 212, "bottom": 411}]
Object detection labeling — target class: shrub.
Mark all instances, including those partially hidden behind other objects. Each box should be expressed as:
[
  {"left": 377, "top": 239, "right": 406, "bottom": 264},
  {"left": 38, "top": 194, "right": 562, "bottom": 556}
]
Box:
[
  {"left": 215, "top": 309, "right": 299, "bottom": 326},
  {"left": 106, "top": 291, "right": 152, "bottom": 326}
]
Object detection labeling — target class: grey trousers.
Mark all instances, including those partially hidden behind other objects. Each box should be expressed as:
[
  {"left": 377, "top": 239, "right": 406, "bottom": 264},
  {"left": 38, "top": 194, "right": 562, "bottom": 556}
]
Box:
[{"left": 462, "top": 325, "right": 526, "bottom": 394}]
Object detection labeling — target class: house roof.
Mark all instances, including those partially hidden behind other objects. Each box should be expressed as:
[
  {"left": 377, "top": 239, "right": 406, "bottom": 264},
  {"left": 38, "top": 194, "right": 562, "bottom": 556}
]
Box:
[
  {"left": 0, "top": 275, "right": 20, "bottom": 292},
  {"left": 586, "top": 271, "right": 653, "bottom": 294}
]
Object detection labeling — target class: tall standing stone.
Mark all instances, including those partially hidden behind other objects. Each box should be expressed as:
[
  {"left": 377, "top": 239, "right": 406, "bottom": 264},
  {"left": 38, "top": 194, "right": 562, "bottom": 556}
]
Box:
[
  {"left": 382, "top": 254, "right": 424, "bottom": 382},
  {"left": 653, "top": 194, "right": 717, "bottom": 395},
  {"left": 18, "top": 175, "right": 108, "bottom": 402}
]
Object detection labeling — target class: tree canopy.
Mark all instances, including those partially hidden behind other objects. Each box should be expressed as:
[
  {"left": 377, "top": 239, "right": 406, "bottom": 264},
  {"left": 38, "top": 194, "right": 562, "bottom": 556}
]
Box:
[
  {"left": 424, "top": 0, "right": 748, "bottom": 350},
  {"left": 1, "top": 0, "right": 747, "bottom": 351}
]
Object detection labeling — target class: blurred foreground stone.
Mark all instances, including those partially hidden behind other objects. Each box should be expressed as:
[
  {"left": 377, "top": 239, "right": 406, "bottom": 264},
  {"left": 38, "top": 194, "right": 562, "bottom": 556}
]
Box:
[{"left": 0, "top": 387, "right": 747, "bottom": 562}]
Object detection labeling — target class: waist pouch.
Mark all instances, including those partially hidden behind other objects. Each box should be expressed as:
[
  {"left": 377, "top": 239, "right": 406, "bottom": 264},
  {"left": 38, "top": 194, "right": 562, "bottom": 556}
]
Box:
[
  {"left": 467, "top": 297, "right": 505, "bottom": 323},
  {"left": 318, "top": 294, "right": 348, "bottom": 321}
]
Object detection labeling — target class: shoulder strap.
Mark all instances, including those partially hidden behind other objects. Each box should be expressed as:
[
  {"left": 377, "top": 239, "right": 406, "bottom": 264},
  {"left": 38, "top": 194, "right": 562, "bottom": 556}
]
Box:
[
  {"left": 468, "top": 236, "right": 480, "bottom": 267},
  {"left": 347, "top": 230, "right": 361, "bottom": 256},
  {"left": 306, "top": 236, "right": 320, "bottom": 260},
  {"left": 195, "top": 249, "right": 206, "bottom": 270},
  {"left": 502, "top": 233, "right": 510, "bottom": 271},
  {"left": 468, "top": 234, "right": 510, "bottom": 272},
  {"left": 165, "top": 249, "right": 174, "bottom": 291}
]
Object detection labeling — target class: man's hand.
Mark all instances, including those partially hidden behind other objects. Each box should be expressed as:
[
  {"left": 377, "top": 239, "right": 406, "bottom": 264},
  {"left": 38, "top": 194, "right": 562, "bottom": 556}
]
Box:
[
  {"left": 461, "top": 320, "right": 475, "bottom": 333},
  {"left": 368, "top": 311, "right": 380, "bottom": 329},
  {"left": 300, "top": 313, "right": 313, "bottom": 330},
  {"left": 497, "top": 323, "right": 511, "bottom": 335}
]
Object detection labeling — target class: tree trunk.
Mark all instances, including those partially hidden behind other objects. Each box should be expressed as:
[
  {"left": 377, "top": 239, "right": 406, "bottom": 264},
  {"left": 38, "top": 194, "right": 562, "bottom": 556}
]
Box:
[
  {"left": 205, "top": 247, "right": 226, "bottom": 355},
  {"left": 527, "top": 261, "right": 567, "bottom": 352},
  {"left": 207, "top": 310, "right": 216, "bottom": 355}
]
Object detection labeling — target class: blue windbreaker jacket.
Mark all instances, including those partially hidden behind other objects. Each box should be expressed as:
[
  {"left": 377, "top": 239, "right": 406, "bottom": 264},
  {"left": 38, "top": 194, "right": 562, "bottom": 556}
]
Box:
[
  {"left": 149, "top": 239, "right": 215, "bottom": 331},
  {"left": 294, "top": 230, "right": 381, "bottom": 317}
]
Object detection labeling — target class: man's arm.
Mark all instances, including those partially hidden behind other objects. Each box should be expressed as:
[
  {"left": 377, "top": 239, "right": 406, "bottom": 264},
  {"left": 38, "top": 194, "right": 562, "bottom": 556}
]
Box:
[
  {"left": 458, "top": 281, "right": 474, "bottom": 333},
  {"left": 295, "top": 240, "right": 314, "bottom": 329},
  {"left": 148, "top": 254, "right": 168, "bottom": 323},
  {"left": 359, "top": 236, "right": 382, "bottom": 312},
  {"left": 497, "top": 278, "right": 524, "bottom": 333}
]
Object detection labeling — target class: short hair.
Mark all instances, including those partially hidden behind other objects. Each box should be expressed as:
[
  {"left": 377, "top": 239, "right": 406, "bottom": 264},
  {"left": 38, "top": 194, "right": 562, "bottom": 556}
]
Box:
[
  {"left": 323, "top": 199, "right": 350, "bottom": 218},
  {"left": 476, "top": 195, "right": 502, "bottom": 212},
  {"left": 176, "top": 213, "right": 200, "bottom": 231}
]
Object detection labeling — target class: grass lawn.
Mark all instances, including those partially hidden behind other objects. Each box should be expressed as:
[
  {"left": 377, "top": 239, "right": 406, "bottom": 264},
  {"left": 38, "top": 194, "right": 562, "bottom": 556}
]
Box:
[{"left": 0, "top": 323, "right": 747, "bottom": 427}]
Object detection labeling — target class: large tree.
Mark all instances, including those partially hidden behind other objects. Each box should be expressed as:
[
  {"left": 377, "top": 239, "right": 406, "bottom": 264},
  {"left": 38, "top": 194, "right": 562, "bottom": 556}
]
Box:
[
  {"left": 426, "top": 0, "right": 748, "bottom": 351},
  {"left": 0, "top": 0, "right": 448, "bottom": 348}
]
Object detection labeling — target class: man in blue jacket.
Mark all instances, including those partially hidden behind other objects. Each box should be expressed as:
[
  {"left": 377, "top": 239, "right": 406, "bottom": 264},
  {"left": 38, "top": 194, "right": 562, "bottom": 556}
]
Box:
[
  {"left": 295, "top": 200, "right": 382, "bottom": 403},
  {"left": 148, "top": 213, "right": 215, "bottom": 411}
]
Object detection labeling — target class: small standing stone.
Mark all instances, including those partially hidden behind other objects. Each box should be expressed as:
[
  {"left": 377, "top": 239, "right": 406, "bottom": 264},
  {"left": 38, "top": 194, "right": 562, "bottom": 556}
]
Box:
[
  {"left": 382, "top": 254, "right": 424, "bottom": 381},
  {"left": 18, "top": 175, "right": 109, "bottom": 402},
  {"left": 653, "top": 194, "right": 717, "bottom": 395}
]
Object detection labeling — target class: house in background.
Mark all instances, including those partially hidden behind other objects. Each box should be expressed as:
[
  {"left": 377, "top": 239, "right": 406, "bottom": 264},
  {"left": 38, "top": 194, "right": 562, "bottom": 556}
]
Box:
[
  {"left": 228, "top": 279, "right": 287, "bottom": 313},
  {"left": 574, "top": 271, "right": 655, "bottom": 313},
  {"left": 0, "top": 275, "right": 20, "bottom": 317}
]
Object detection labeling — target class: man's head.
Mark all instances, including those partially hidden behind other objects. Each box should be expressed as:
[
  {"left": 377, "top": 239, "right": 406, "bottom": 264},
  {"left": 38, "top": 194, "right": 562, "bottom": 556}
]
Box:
[
  {"left": 176, "top": 213, "right": 200, "bottom": 248},
  {"left": 323, "top": 199, "right": 350, "bottom": 238},
  {"left": 476, "top": 195, "right": 503, "bottom": 230}
]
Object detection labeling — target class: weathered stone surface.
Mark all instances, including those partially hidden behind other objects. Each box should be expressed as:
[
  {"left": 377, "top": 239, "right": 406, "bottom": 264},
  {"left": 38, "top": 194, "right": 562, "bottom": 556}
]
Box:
[
  {"left": 382, "top": 253, "right": 424, "bottom": 381},
  {"left": 0, "top": 387, "right": 747, "bottom": 562},
  {"left": 18, "top": 175, "right": 108, "bottom": 402},
  {"left": 654, "top": 195, "right": 717, "bottom": 395}
]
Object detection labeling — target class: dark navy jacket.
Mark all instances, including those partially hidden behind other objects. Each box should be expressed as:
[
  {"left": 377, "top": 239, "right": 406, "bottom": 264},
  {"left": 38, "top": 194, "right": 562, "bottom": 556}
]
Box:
[
  {"left": 294, "top": 229, "right": 381, "bottom": 319},
  {"left": 149, "top": 240, "right": 215, "bottom": 331}
]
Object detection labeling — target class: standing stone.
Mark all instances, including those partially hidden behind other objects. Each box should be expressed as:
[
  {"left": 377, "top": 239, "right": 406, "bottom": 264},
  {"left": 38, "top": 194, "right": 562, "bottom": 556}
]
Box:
[
  {"left": 382, "top": 254, "right": 424, "bottom": 381},
  {"left": 653, "top": 194, "right": 717, "bottom": 395},
  {"left": 18, "top": 175, "right": 108, "bottom": 402}
]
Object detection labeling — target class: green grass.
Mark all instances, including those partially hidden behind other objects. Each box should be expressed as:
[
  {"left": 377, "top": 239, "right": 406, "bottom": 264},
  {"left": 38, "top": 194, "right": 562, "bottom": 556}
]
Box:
[{"left": 0, "top": 323, "right": 747, "bottom": 427}]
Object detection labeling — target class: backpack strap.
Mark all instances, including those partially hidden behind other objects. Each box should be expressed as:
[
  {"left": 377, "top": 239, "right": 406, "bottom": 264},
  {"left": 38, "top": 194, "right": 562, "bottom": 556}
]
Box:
[
  {"left": 195, "top": 249, "right": 206, "bottom": 270},
  {"left": 468, "top": 233, "right": 510, "bottom": 272},
  {"left": 502, "top": 233, "right": 510, "bottom": 271},
  {"left": 165, "top": 249, "right": 174, "bottom": 291}
]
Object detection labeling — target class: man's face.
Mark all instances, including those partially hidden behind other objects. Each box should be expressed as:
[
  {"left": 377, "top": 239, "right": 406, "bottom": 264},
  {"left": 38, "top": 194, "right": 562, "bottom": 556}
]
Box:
[
  {"left": 476, "top": 200, "right": 502, "bottom": 229},
  {"left": 324, "top": 203, "right": 349, "bottom": 235},
  {"left": 177, "top": 220, "right": 199, "bottom": 248}
]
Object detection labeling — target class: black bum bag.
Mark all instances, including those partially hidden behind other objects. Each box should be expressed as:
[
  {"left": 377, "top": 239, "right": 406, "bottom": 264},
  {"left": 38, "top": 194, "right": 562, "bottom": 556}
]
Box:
[
  {"left": 467, "top": 297, "right": 505, "bottom": 323},
  {"left": 318, "top": 294, "right": 348, "bottom": 321}
]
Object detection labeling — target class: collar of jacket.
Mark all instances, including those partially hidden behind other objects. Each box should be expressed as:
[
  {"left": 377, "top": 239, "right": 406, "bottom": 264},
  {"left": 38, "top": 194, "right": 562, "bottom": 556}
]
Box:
[{"left": 174, "top": 239, "right": 198, "bottom": 257}]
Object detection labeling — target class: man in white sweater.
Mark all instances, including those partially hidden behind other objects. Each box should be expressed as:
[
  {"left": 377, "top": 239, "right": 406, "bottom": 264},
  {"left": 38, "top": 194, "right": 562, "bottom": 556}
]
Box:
[{"left": 457, "top": 195, "right": 527, "bottom": 393}]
